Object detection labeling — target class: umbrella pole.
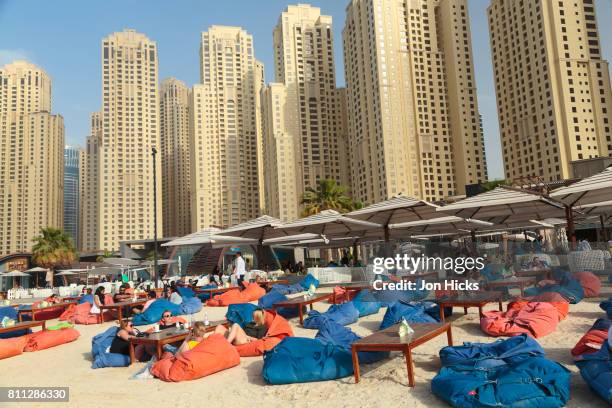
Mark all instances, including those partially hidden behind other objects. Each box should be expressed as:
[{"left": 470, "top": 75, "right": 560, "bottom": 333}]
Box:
[
  {"left": 565, "top": 205, "right": 576, "bottom": 250},
  {"left": 600, "top": 214, "right": 609, "bottom": 243}
]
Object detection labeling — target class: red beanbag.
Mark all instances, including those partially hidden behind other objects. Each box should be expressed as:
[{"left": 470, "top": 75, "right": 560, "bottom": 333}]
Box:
[
  {"left": 151, "top": 333, "right": 240, "bottom": 382},
  {"left": 206, "top": 283, "right": 266, "bottom": 307},
  {"left": 59, "top": 304, "right": 76, "bottom": 321},
  {"left": 23, "top": 328, "right": 80, "bottom": 352},
  {"left": 571, "top": 329, "right": 608, "bottom": 356},
  {"left": 573, "top": 271, "right": 601, "bottom": 297},
  {"left": 480, "top": 301, "right": 559, "bottom": 338},
  {"left": 525, "top": 292, "right": 570, "bottom": 320},
  {"left": 0, "top": 336, "right": 28, "bottom": 360},
  {"left": 234, "top": 311, "right": 293, "bottom": 357}
]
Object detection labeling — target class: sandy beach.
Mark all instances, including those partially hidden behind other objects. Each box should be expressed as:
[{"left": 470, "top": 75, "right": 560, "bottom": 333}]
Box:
[{"left": 1, "top": 286, "right": 610, "bottom": 408}]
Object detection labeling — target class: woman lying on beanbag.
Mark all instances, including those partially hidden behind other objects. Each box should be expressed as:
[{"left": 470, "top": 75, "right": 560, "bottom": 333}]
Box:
[
  {"left": 214, "top": 309, "right": 267, "bottom": 345},
  {"left": 163, "top": 322, "right": 208, "bottom": 356}
]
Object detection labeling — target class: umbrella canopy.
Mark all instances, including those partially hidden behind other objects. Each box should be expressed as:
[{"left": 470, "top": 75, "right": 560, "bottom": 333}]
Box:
[
  {"left": 389, "top": 216, "right": 493, "bottom": 235},
  {"left": 25, "top": 267, "right": 48, "bottom": 272},
  {"left": 104, "top": 258, "right": 140, "bottom": 266},
  {"left": 216, "top": 215, "right": 287, "bottom": 242},
  {"left": 346, "top": 195, "right": 441, "bottom": 226},
  {"left": 276, "top": 209, "right": 382, "bottom": 238},
  {"left": 575, "top": 200, "right": 612, "bottom": 217},
  {"left": 55, "top": 270, "right": 77, "bottom": 276},
  {"left": 162, "top": 227, "right": 257, "bottom": 247},
  {"left": 141, "top": 259, "right": 176, "bottom": 266},
  {"left": 437, "top": 186, "right": 565, "bottom": 224},
  {"left": 550, "top": 166, "right": 612, "bottom": 206},
  {"left": 1, "top": 270, "right": 30, "bottom": 277}
]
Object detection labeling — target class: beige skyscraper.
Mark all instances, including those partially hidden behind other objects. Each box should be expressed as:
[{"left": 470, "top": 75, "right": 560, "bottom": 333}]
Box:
[
  {"left": 160, "top": 78, "right": 192, "bottom": 237},
  {"left": 191, "top": 26, "right": 261, "bottom": 229},
  {"left": 262, "top": 4, "right": 349, "bottom": 221},
  {"left": 81, "top": 112, "right": 101, "bottom": 253},
  {"left": 0, "top": 60, "right": 64, "bottom": 256},
  {"left": 78, "top": 148, "right": 87, "bottom": 251},
  {"left": 92, "top": 29, "right": 162, "bottom": 252},
  {"left": 488, "top": 0, "right": 612, "bottom": 181},
  {"left": 343, "top": 0, "right": 487, "bottom": 204}
]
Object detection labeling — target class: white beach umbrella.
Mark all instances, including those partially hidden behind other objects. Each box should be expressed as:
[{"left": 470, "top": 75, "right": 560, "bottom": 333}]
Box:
[
  {"left": 276, "top": 209, "right": 382, "bottom": 238},
  {"left": 162, "top": 227, "right": 257, "bottom": 247},
  {"left": 550, "top": 166, "right": 612, "bottom": 207}
]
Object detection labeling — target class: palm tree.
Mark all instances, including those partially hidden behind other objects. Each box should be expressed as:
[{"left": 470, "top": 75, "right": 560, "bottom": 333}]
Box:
[
  {"left": 301, "top": 179, "right": 362, "bottom": 216},
  {"left": 32, "top": 227, "right": 77, "bottom": 271}
]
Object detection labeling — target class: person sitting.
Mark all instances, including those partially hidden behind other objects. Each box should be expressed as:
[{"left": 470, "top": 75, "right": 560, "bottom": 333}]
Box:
[
  {"left": 158, "top": 310, "right": 178, "bottom": 330},
  {"left": 163, "top": 322, "right": 208, "bottom": 356},
  {"left": 214, "top": 309, "right": 267, "bottom": 345},
  {"left": 132, "top": 290, "right": 157, "bottom": 314},
  {"left": 168, "top": 287, "right": 182, "bottom": 305},
  {"left": 113, "top": 285, "right": 132, "bottom": 303},
  {"left": 111, "top": 320, "right": 150, "bottom": 361},
  {"left": 45, "top": 294, "right": 61, "bottom": 304},
  {"left": 91, "top": 286, "right": 106, "bottom": 315}
]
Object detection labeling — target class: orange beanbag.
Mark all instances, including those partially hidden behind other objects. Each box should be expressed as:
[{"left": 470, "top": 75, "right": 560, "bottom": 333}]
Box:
[
  {"left": 59, "top": 304, "right": 76, "bottom": 321},
  {"left": 480, "top": 301, "right": 559, "bottom": 338},
  {"left": 573, "top": 271, "right": 601, "bottom": 297},
  {"left": 571, "top": 329, "right": 608, "bottom": 356},
  {"left": 524, "top": 292, "right": 570, "bottom": 320},
  {"left": 0, "top": 336, "right": 28, "bottom": 360},
  {"left": 206, "top": 283, "right": 266, "bottom": 307},
  {"left": 233, "top": 311, "right": 293, "bottom": 357},
  {"left": 23, "top": 328, "right": 80, "bottom": 352},
  {"left": 151, "top": 333, "right": 240, "bottom": 382}
]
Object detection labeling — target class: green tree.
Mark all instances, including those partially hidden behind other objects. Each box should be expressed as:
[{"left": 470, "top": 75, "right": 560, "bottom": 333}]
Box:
[
  {"left": 481, "top": 179, "right": 512, "bottom": 192},
  {"left": 32, "top": 227, "right": 77, "bottom": 271},
  {"left": 301, "top": 179, "right": 362, "bottom": 216}
]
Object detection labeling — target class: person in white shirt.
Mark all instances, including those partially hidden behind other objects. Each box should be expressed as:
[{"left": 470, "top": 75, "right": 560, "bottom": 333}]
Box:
[{"left": 234, "top": 252, "right": 246, "bottom": 289}]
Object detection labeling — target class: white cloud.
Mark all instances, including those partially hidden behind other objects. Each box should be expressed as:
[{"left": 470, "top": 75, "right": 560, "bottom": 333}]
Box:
[{"left": 0, "top": 49, "right": 31, "bottom": 66}]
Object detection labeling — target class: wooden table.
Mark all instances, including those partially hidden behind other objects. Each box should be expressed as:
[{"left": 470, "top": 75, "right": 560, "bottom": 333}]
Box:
[
  {"left": 128, "top": 319, "right": 228, "bottom": 363},
  {"left": 486, "top": 277, "right": 536, "bottom": 297},
  {"left": 437, "top": 291, "right": 504, "bottom": 322},
  {"left": 99, "top": 299, "right": 147, "bottom": 323},
  {"left": 351, "top": 322, "right": 452, "bottom": 387},
  {"left": 17, "top": 301, "right": 76, "bottom": 322},
  {"left": 0, "top": 320, "right": 45, "bottom": 335},
  {"left": 515, "top": 268, "right": 553, "bottom": 280},
  {"left": 272, "top": 293, "right": 332, "bottom": 325}
]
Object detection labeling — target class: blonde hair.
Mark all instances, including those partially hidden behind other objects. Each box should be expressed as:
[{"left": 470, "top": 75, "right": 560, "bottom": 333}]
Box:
[
  {"left": 191, "top": 321, "right": 207, "bottom": 338},
  {"left": 253, "top": 309, "right": 266, "bottom": 326}
]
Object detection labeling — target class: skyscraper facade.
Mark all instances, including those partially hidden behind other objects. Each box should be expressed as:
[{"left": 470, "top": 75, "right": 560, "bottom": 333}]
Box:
[
  {"left": 64, "top": 146, "right": 80, "bottom": 247},
  {"left": 343, "top": 0, "right": 487, "bottom": 205},
  {"left": 263, "top": 4, "right": 349, "bottom": 220},
  {"left": 190, "top": 26, "right": 262, "bottom": 229},
  {"left": 0, "top": 60, "right": 64, "bottom": 256},
  {"left": 92, "top": 29, "right": 162, "bottom": 251},
  {"left": 488, "top": 0, "right": 612, "bottom": 181},
  {"left": 160, "top": 78, "right": 192, "bottom": 237}
]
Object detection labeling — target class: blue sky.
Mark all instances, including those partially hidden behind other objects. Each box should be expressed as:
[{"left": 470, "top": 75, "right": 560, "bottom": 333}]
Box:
[{"left": 1, "top": 0, "right": 611, "bottom": 180}]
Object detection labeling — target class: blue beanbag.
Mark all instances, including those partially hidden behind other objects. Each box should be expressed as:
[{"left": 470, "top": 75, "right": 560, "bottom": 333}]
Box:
[
  {"left": 600, "top": 299, "right": 612, "bottom": 320},
  {"left": 315, "top": 319, "right": 388, "bottom": 364},
  {"left": 439, "top": 334, "right": 545, "bottom": 369},
  {"left": 351, "top": 290, "right": 381, "bottom": 317},
  {"left": 576, "top": 340, "right": 612, "bottom": 404},
  {"left": 0, "top": 306, "right": 31, "bottom": 339},
  {"left": 78, "top": 294, "right": 94, "bottom": 305},
  {"left": 524, "top": 274, "right": 584, "bottom": 304},
  {"left": 195, "top": 284, "right": 217, "bottom": 301},
  {"left": 177, "top": 286, "right": 195, "bottom": 298},
  {"left": 380, "top": 301, "right": 439, "bottom": 330},
  {"left": 432, "top": 357, "right": 571, "bottom": 407},
  {"left": 303, "top": 301, "right": 359, "bottom": 329},
  {"left": 299, "top": 274, "right": 319, "bottom": 290},
  {"left": 131, "top": 299, "right": 182, "bottom": 326},
  {"left": 258, "top": 290, "right": 287, "bottom": 309},
  {"left": 267, "top": 283, "right": 304, "bottom": 295},
  {"left": 226, "top": 303, "right": 259, "bottom": 327},
  {"left": 180, "top": 296, "right": 202, "bottom": 315},
  {"left": 91, "top": 327, "right": 130, "bottom": 368},
  {"left": 370, "top": 279, "right": 429, "bottom": 306},
  {"left": 262, "top": 337, "right": 354, "bottom": 384}
]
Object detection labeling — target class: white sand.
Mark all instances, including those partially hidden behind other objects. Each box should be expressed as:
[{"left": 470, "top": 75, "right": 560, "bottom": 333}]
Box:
[{"left": 1, "top": 288, "right": 610, "bottom": 408}]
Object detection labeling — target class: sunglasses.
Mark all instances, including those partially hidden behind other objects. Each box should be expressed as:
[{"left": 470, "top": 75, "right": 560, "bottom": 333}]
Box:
[{"left": 162, "top": 314, "right": 171, "bottom": 318}]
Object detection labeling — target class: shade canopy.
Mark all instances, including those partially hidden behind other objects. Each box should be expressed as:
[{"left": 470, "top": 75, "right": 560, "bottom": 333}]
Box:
[
  {"left": 437, "top": 186, "right": 565, "bottom": 224},
  {"left": 550, "top": 166, "right": 612, "bottom": 206},
  {"left": 141, "top": 259, "right": 176, "bottom": 266},
  {"left": 162, "top": 227, "right": 257, "bottom": 247},
  {"left": 276, "top": 209, "right": 382, "bottom": 238},
  {"left": 1, "top": 270, "right": 30, "bottom": 277},
  {"left": 346, "top": 195, "right": 441, "bottom": 226},
  {"left": 216, "top": 215, "right": 287, "bottom": 241},
  {"left": 389, "top": 216, "right": 493, "bottom": 235},
  {"left": 55, "top": 270, "right": 77, "bottom": 276},
  {"left": 25, "top": 267, "right": 47, "bottom": 272},
  {"left": 575, "top": 200, "right": 612, "bottom": 217},
  {"left": 104, "top": 257, "right": 141, "bottom": 266}
]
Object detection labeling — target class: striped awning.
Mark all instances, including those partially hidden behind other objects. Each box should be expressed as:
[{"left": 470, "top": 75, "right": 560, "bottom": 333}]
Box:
[{"left": 550, "top": 166, "right": 612, "bottom": 206}]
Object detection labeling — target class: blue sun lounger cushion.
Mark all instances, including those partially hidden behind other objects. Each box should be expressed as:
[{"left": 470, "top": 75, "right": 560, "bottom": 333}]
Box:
[
  {"left": 131, "top": 299, "right": 182, "bottom": 326},
  {"left": 439, "top": 334, "right": 545, "bottom": 369},
  {"left": 302, "top": 301, "right": 359, "bottom": 329},
  {"left": 379, "top": 301, "right": 439, "bottom": 330},
  {"left": 432, "top": 356, "right": 571, "bottom": 407},
  {"left": 91, "top": 327, "right": 130, "bottom": 369},
  {"left": 576, "top": 339, "right": 612, "bottom": 404},
  {"left": 262, "top": 337, "right": 354, "bottom": 384},
  {"left": 315, "top": 319, "right": 388, "bottom": 364}
]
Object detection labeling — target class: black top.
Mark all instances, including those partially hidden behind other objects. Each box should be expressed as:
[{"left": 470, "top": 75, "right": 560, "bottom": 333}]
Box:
[
  {"left": 244, "top": 323, "right": 267, "bottom": 339},
  {"left": 109, "top": 335, "right": 130, "bottom": 355}
]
